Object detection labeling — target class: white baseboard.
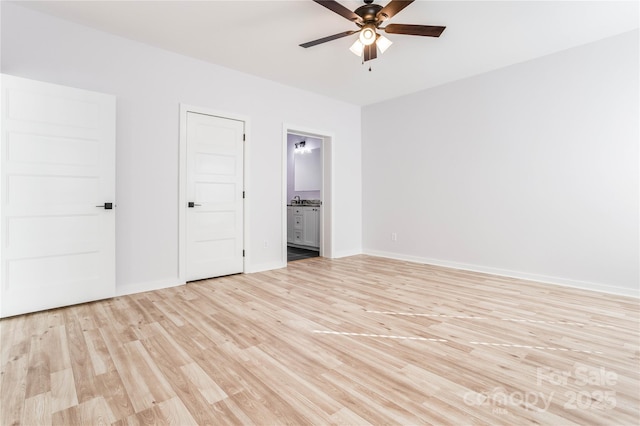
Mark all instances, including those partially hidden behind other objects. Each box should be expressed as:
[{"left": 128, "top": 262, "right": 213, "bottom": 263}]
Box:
[
  {"left": 116, "top": 277, "right": 184, "bottom": 297},
  {"left": 115, "top": 251, "right": 636, "bottom": 299},
  {"left": 363, "top": 249, "right": 639, "bottom": 298},
  {"left": 245, "top": 261, "right": 286, "bottom": 274},
  {"left": 331, "top": 249, "right": 363, "bottom": 259}
]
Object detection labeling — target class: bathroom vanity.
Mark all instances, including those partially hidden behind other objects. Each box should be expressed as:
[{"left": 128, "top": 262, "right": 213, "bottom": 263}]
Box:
[{"left": 287, "top": 202, "right": 321, "bottom": 251}]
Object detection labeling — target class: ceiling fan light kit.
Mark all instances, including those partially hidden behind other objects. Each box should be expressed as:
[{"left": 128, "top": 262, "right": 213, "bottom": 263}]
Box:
[
  {"left": 349, "top": 34, "right": 392, "bottom": 59},
  {"left": 300, "top": 0, "right": 445, "bottom": 63},
  {"left": 349, "top": 39, "right": 365, "bottom": 56},
  {"left": 376, "top": 34, "right": 393, "bottom": 53},
  {"left": 359, "top": 24, "right": 377, "bottom": 45}
]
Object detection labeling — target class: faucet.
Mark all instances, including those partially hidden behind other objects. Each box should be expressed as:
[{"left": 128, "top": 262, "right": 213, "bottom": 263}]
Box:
[{"left": 292, "top": 195, "right": 300, "bottom": 204}]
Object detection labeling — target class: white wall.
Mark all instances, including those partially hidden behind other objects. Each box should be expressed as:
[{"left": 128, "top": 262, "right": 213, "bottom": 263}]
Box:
[
  {"left": 362, "top": 30, "right": 639, "bottom": 296},
  {"left": 1, "top": 3, "right": 362, "bottom": 292}
]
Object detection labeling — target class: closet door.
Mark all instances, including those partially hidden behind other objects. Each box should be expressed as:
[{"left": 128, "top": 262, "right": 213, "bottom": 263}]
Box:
[
  {"left": 1, "top": 74, "right": 116, "bottom": 317},
  {"left": 185, "top": 112, "right": 244, "bottom": 281}
]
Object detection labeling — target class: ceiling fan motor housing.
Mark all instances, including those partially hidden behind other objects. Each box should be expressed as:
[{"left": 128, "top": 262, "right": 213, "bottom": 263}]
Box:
[{"left": 355, "top": 3, "right": 383, "bottom": 25}]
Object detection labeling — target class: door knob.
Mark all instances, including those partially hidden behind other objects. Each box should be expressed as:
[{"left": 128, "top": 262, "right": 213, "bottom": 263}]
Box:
[
  {"left": 188, "top": 202, "right": 202, "bottom": 208},
  {"left": 96, "top": 202, "right": 113, "bottom": 209}
]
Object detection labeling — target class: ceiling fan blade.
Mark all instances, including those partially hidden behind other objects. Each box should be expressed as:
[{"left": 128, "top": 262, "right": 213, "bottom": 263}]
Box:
[
  {"left": 299, "top": 30, "right": 357, "bottom": 48},
  {"left": 383, "top": 24, "right": 446, "bottom": 37},
  {"left": 377, "top": 0, "right": 415, "bottom": 23},
  {"left": 363, "top": 42, "right": 377, "bottom": 62},
  {"left": 313, "top": 0, "right": 362, "bottom": 23}
]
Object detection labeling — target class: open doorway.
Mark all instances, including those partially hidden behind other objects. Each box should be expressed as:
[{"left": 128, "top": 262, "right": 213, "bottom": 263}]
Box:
[
  {"left": 282, "top": 125, "right": 333, "bottom": 264},
  {"left": 286, "top": 133, "right": 321, "bottom": 261}
]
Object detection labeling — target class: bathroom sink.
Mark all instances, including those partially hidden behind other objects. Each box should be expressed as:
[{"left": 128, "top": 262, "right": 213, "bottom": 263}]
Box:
[{"left": 290, "top": 199, "right": 321, "bottom": 207}]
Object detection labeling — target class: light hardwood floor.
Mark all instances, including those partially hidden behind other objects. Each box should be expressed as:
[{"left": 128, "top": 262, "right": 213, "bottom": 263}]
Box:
[{"left": 1, "top": 255, "right": 638, "bottom": 425}]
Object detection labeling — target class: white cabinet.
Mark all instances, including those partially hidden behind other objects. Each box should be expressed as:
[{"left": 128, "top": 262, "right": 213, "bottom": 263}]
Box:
[
  {"left": 287, "top": 206, "right": 294, "bottom": 243},
  {"left": 302, "top": 207, "right": 320, "bottom": 248},
  {"left": 287, "top": 205, "right": 320, "bottom": 250},
  {"left": 293, "top": 206, "right": 304, "bottom": 245}
]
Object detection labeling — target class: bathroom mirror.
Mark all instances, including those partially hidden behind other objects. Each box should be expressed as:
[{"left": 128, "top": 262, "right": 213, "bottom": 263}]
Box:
[{"left": 294, "top": 148, "right": 321, "bottom": 191}]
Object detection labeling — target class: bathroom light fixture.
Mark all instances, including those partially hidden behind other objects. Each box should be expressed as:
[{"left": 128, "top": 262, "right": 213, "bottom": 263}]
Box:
[{"left": 294, "top": 141, "right": 311, "bottom": 154}]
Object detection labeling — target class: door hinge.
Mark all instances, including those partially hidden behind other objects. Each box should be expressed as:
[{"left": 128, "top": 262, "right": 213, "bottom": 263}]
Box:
[
  {"left": 243, "top": 134, "right": 246, "bottom": 142},
  {"left": 243, "top": 191, "right": 245, "bottom": 199},
  {"left": 242, "top": 250, "right": 245, "bottom": 257}
]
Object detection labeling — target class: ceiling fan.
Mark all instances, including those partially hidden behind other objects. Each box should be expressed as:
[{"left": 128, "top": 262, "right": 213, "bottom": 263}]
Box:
[{"left": 300, "top": 0, "right": 446, "bottom": 62}]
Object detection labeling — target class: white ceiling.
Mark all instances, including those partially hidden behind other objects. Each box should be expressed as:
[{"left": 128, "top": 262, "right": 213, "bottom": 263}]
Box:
[{"left": 16, "top": 0, "right": 639, "bottom": 105}]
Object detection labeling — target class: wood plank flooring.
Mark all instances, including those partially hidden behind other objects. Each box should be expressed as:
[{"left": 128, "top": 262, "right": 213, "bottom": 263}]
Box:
[{"left": 1, "top": 255, "right": 638, "bottom": 425}]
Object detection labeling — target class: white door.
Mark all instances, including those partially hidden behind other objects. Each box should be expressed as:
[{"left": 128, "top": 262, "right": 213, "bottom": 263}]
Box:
[
  {"left": 1, "top": 74, "right": 116, "bottom": 317},
  {"left": 186, "top": 112, "right": 244, "bottom": 281}
]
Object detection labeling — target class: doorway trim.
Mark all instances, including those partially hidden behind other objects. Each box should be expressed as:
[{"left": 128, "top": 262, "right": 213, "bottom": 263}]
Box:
[
  {"left": 179, "top": 104, "right": 250, "bottom": 284},
  {"left": 282, "top": 124, "right": 334, "bottom": 264}
]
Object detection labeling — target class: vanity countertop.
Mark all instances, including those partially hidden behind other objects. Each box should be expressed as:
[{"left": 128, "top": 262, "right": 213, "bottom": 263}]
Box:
[{"left": 287, "top": 203, "right": 321, "bottom": 207}]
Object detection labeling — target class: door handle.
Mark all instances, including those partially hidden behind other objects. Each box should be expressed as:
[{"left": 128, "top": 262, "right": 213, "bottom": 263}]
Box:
[
  {"left": 188, "top": 202, "right": 202, "bottom": 208},
  {"left": 96, "top": 202, "right": 113, "bottom": 209}
]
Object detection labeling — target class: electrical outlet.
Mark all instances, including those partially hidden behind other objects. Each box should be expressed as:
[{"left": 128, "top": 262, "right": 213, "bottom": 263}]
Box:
[{"left": 391, "top": 233, "right": 397, "bottom": 242}]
